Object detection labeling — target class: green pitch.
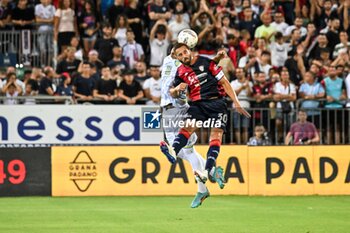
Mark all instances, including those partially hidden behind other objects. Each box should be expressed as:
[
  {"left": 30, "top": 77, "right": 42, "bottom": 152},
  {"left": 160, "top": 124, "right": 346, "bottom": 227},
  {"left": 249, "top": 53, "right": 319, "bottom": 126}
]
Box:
[{"left": 0, "top": 196, "right": 349, "bottom": 233}]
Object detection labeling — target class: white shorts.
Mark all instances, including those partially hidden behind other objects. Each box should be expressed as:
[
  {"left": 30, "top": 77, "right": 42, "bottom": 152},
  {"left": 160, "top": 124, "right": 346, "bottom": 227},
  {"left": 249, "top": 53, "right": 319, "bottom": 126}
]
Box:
[{"left": 162, "top": 105, "right": 197, "bottom": 147}]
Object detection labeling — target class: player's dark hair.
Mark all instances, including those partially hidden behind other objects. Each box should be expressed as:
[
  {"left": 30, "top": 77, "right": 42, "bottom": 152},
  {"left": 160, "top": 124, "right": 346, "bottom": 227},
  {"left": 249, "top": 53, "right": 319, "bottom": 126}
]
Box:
[{"left": 173, "top": 42, "right": 190, "bottom": 52}]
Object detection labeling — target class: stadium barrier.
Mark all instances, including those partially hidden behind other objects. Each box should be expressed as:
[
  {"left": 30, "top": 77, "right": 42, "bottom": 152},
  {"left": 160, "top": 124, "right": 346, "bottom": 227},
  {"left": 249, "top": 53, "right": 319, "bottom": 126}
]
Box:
[
  {"left": 0, "top": 145, "right": 348, "bottom": 196},
  {"left": 51, "top": 145, "right": 350, "bottom": 196},
  {"left": 0, "top": 148, "right": 51, "bottom": 196},
  {"left": 1, "top": 104, "right": 349, "bottom": 146}
]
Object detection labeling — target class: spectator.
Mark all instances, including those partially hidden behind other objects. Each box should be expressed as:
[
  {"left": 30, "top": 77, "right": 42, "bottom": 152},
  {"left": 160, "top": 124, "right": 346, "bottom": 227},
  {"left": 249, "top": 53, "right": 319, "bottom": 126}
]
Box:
[
  {"left": 56, "top": 47, "right": 81, "bottom": 75},
  {"left": 252, "top": 72, "right": 273, "bottom": 126},
  {"left": 55, "top": 72, "right": 73, "bottom": 97},
  {"left": 299, "top": 71, "right": 325, "bottom": 128},
  {"left": 273, "top": 69, "right": 297, "bottom": 143},
  {"left": 2, "top": 73, "right": 22, "bottom": 104},
  {"left": 39, "top": 66, "right": 55, "bottom": 96},
  {"left": 168, "top": 9, "right": 190, "bottom": 43},
  {"left": 313, "top": 0, "right": 338, "bottom": 30},
  {"left": 345, "top": 70, "right": 350, "bottom": 108},
  {"left": 257, "top": 50, "right": 272, "bottom": 78},
  {"left": 54, "top": 0, "right": 78, "bottom": 54},
  {"left": 125, "top": 0, "right": 144, "bottom": 45},
  {"left": 107, "top": 45, "right": 129, "bottom": 74},
  {"left": 190, "top": 3, "right": 216, "bottom": 35},
  {"left": 247, "top": 124, "right": 271, "bottom": 146},
  {"left": 143, "top": 66, "right": 161, "bottom": 105},
  {"left": 285, "top": 109, "right": 320, "bottom": 145},
  {"left": 321, "top": 65, "right": 347, "bottom": 144},
  {"left": 1, "top": 71, "right": 25, "bottom": 93},
  {"left": 93, "top": 66, "right": 118, "bottom": 102},
  {"left": 254, "top": 13, "right": 276, "bottom": 41},
  {"left": 23, "top": 82, "right": 37, "bottom": 105},
  {"left": 94, "top": 22, "right": 119, "bottom": 65},
  {"left": 148, "top": 0, "right": 171, "bottom": 30},
  {"left": 3, "top": 83, "right": 19, "bottom": 105},
  {"left": 79, "top": 0, "right": 100, "bottom": 57},
  {"left": 308, "top": 33, "right": 329, "bottom": 60},
  {"left": 238, "top": 6, "right": 259, "bottom": 39},
  {"left": 122, "top": 28, "right": 144, "bottom": 69},
  {"left": 73, "top": 62, "right": 95, "bottom": 102},
  {"left": 270, "top": 11, "right": 289, "bottom": 35},
  {"left": 0, "top": 0, "right": 12, "bottom": 30},
  {"left": 169, "top": 0, "right": 190, "bottom": 25},
  {"left": 238, "top": 46, "right": 259, "bottom": 80},
  {"left": 106, "top": 0, "right": 124, "bottom": 28},
  {"left": 113, "top": 14, "right": 128, "bottom": 47},
  {"left": 11, "top": 0, "right": 35, "bottom": 30},
  {"left": 326, "top": 17, "right": 340, "bottom": 53},
  {"left": 270, "top": 32, "right": 290, "bottom": 68},
  {"left": 118, "top": 70, "right": 144, "bottom": 105},
  {"left": 231, "top": 68, "right": 253, "bottom": 144},
  {"left": 57, "top": 36, "right": 84, "bottom": 61},
  {"left": 134, "top": 61, "right": 149, "bottom": 85},
  {"left": 87, "top": 50, "right": 104, "bottom": 72},
  {"left": 285, "top": 46, "right": 306, "bottom": 86},
  {"left": 333, "top": 31, "right": 350, "bottom": 58},
  {"left": 35, "top": 0, "right": 56, "bottom": 62},
  {"left": 149, "top": 20, "right": 171, "bottom": 66},
  {"left": 284, "top": 16, "right": 307, "bottom": 38}
]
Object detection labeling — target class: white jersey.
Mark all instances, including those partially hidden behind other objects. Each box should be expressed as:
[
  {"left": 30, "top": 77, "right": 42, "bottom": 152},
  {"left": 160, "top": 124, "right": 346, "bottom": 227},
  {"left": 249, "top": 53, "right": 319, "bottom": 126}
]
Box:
[{"left": 160, "top": 55, "right": 184, "bottom": 107}]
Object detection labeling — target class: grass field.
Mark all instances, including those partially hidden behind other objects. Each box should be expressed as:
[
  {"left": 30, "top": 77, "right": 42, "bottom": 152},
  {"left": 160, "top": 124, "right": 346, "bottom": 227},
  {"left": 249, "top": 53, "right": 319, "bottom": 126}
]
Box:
[{"left": 0, "top": 196, "right": 349, "bottom": 233}]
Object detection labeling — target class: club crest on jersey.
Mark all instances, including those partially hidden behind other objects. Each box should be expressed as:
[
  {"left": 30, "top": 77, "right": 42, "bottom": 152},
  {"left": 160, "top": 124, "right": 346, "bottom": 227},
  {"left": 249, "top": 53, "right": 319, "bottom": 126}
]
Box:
[{"left": 199, "top": 65, "right": 204, "bottom": 72}]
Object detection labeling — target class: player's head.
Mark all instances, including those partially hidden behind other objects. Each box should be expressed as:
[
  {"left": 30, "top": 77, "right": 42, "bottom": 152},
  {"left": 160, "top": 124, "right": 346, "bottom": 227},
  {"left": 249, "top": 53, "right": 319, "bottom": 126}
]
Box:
[{"left": 173, "top": 43, "right": 192, "bottom": 66}]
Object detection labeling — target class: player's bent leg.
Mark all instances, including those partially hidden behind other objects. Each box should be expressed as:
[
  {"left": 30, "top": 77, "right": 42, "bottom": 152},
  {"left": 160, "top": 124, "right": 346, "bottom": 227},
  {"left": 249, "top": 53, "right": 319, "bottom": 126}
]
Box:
[{"left": 160, "top": 141, "right": 177, "bottom": 164}]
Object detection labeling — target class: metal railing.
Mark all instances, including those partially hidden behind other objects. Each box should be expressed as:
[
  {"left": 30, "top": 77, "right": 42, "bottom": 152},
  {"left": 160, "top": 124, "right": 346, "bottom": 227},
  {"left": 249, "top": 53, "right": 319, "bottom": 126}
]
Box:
[
  {"left": 0, "top": 30, "right": 54, "bottom": 68},
  {"left": 0, "top": 96, "right": 74, "bottom": 105}
]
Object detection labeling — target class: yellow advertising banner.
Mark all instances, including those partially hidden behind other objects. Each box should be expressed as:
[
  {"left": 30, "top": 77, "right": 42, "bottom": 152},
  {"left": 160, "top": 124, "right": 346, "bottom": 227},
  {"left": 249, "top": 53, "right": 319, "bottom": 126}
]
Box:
[
  {"left": 248, "top": 146, "right": 315, "bottom": 196},
  {"left": 313, "top": 146, "right": 350, "bottom": 195},
  {"left": 52, "top": 146, "right": 248, "bottom": 196}
]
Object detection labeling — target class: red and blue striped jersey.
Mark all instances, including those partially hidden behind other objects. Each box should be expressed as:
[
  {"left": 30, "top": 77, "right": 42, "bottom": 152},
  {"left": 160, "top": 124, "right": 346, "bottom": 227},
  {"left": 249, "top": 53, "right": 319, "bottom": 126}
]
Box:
[{"left": 174, "top": 56, "right": 226, "bottom": 102}]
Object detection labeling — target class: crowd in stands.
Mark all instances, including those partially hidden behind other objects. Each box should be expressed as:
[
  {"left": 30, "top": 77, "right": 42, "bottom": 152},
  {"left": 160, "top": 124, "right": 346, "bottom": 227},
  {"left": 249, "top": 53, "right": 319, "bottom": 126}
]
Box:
[{"left": 1, "top": 0, "right": 350, "bottom": 144}]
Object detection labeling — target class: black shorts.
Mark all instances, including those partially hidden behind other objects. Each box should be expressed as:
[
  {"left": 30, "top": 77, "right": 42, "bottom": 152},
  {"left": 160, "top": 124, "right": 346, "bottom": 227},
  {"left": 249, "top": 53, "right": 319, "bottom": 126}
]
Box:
[{"left": 186, "top": 98, "right": 228, "bottom": 130}]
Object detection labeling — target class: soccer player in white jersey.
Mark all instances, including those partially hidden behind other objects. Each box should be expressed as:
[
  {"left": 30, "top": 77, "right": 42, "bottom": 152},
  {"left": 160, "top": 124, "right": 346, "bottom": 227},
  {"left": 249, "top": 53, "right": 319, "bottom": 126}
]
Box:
[{"left": 160, "top": 48, "right": 225, "bottom": 208}]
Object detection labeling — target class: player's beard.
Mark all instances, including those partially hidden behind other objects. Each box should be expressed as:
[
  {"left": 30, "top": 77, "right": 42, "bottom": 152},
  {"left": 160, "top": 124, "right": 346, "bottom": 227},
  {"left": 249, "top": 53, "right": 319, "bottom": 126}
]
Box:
[{"left": 182, "top": 56, "right": 191, "bottom": 66}]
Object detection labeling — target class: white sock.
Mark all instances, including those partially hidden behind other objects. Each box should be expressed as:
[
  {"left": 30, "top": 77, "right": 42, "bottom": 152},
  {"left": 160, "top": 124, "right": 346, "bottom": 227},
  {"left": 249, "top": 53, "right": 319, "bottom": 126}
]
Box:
[{"left": 179, "top": 146, "right": 207, "bottom": 193}]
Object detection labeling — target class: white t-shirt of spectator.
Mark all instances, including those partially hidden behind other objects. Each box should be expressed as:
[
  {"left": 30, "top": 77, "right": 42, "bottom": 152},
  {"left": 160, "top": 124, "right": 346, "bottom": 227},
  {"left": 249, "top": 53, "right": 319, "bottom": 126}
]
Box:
[
  {"left": 284, "top": 25, "right": 307, "bottom": 37},
  {"left": 230, "top": 79, "right": 253, "bottom": 108},
  {"left": 143, "top": 77, "right": 161, "bottom": 105},
  {"left": 4, "top": 91, "right": 19, "bottom": 105},
  {"left": 270, "top": 41, "right": 291, "bottom": 67},
  {"left": 2, "top": 79, "right": 25, "bottom": 93},
  {"left": 238, "top": 55, "right": 256, "bottom": 78},
  {"left": 345, "top": 73, "right": 350, "bottom": 107},
  {"left": 274, "top": 81, "right": 296, "bottom": 109},
  {"left": 150, "top": 39, "right": 170, "bottom": 66},
  {"left": 55, "top": 8, "right": 75, "bottom": 32},
  {"left": 168, "top": 21, "right": 190, "bottom": 40},
  {"left": 271, "top": 21, "right": 289, "bottom": 35},
  {"left": 114, "top": 28, "right": 127, "bottom": 47},
  {"left": 35, "top": 3, "right": 56, "bottom": 32},
  {"left": 258, "top": 61, "right": 272, "bottom": 79},
  {"left": 122, "top": 42, "right": 144, "bottom": 69}
]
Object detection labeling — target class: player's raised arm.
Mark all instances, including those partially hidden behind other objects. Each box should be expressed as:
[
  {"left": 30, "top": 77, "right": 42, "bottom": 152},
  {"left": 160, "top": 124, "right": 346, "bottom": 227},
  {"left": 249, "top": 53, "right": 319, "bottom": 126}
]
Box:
[{"left": 219, "top": 76, "right": 251, "bottom": 118}]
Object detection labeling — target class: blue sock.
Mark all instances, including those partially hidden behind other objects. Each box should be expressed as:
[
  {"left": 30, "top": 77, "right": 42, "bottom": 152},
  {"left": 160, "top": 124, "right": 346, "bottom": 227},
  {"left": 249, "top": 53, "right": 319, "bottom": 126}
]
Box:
[
  {"left": 173, "top": 129, "right": 190, "bottom": 155},
  {"left": 205, "top": 139, "right": 221, "bottom": 171}
]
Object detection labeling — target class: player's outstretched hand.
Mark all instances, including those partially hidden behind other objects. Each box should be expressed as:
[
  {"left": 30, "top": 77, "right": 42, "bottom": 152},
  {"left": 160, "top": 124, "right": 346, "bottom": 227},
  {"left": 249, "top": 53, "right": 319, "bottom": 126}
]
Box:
[
  {"left": 177, "top": 82, "right": 188, "bottom": 91},
  {"left": 236, "top": 107, "right": 251, "bottom": 118}
]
